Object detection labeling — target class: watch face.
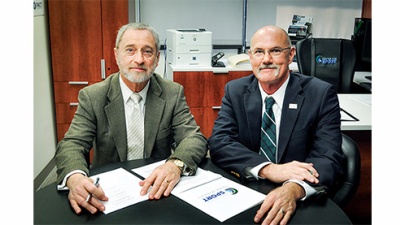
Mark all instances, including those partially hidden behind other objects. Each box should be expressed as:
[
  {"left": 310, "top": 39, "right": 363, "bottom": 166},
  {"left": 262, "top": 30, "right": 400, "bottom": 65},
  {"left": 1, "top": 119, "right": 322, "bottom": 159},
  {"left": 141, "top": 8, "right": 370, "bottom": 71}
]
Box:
[{"left": 175, "top": 160, "right": 184, "bottom": 168}]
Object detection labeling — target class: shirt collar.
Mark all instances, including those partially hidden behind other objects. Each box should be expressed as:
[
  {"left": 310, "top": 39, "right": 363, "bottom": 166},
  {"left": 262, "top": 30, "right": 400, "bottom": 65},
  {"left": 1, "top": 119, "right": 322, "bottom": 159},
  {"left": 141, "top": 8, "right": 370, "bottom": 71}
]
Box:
[
  {"left": 258, "top": 74, "right": 290, "bottom": 109},
  {"left": 119, "top": 74, "right": 150, "bottom": 104}
]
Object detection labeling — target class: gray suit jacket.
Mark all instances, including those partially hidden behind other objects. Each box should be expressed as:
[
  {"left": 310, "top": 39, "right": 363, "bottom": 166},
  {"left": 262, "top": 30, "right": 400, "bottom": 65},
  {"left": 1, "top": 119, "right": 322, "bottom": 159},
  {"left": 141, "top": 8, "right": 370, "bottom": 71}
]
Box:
[{"left": 55, "top": 73, "right": 207, "bottom": 184}]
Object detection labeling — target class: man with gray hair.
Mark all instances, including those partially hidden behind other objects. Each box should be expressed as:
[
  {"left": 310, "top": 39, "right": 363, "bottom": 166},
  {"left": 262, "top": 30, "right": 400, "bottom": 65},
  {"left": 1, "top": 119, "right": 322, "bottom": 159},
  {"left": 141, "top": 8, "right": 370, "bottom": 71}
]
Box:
[{"left": 55, "top": 22, "right": 208, "bottom": 215}]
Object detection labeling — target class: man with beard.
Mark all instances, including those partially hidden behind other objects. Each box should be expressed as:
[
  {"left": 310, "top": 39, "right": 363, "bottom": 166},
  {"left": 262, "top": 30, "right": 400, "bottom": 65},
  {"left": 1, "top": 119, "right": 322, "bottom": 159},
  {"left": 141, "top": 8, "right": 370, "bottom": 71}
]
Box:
[
  {"left": 55, "top": 22, "right": 208, "bottom": 215},
  {"left": 208, "top": 25, "right": 344, "bottom": 225}
]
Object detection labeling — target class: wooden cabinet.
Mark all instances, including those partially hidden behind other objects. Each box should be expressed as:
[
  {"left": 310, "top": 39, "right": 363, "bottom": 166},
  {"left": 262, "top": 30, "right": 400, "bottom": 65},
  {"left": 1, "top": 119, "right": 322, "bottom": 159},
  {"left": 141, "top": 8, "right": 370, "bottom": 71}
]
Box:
[
  {"left": 362, "top": 0, "right": 371, "bottom": 19},
  {"left": 48, "top": 0, "right": 128, "bottom": 142},
  {"left": 173, "top": 70, "right": 251, "bottom": 138}
]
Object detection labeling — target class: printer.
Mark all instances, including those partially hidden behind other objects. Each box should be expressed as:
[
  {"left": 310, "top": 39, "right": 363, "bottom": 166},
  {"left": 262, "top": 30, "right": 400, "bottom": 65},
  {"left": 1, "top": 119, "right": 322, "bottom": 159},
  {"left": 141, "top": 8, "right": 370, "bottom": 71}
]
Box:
[
  {"left": 288, "top": 15, "right": 313, "bottom": 45},
  {"left": 166, "top": 29, "right": 212, "bottom": 67}
]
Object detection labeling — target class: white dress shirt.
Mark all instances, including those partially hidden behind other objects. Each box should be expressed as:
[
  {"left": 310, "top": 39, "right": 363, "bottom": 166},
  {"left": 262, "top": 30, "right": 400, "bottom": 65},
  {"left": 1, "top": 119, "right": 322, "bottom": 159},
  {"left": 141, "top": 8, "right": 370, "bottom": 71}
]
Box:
[{"left": 250, "top": 75, "right": 317, "bottom": 200}]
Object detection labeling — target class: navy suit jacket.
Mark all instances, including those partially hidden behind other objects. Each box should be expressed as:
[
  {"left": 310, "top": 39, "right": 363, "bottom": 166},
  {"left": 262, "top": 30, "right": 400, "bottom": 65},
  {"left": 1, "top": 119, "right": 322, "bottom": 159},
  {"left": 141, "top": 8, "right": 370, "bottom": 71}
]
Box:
[{"left": 208, "top": 72, "right": 344, "bottom": 190}]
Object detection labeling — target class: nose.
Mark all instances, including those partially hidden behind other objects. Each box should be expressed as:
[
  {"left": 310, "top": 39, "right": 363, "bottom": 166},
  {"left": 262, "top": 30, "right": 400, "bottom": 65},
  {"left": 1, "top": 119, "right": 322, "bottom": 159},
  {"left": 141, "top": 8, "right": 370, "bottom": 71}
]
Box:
[
  {"left": 132, "top": 52, "right": 145, "bottom": 64},
  {"left": 261, "top": 51, "right": 273, "bottom": 63}
]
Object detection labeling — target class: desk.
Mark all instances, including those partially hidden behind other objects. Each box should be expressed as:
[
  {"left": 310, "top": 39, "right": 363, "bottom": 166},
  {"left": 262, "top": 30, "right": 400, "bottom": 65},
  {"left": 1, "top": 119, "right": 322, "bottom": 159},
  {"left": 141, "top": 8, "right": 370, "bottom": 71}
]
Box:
[
  {"left": 338, "top": 94, "right": 371, "bottom": 131},
  {"left": 34, "top": 159, "right": 352, "bottom": 224}
]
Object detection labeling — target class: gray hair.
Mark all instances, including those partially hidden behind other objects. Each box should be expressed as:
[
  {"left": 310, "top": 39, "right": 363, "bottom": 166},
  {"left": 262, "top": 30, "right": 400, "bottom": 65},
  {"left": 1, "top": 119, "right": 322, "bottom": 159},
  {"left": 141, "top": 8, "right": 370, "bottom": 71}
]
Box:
[{"left": 115, "top": 22, "right": 160, "bottom": 52}]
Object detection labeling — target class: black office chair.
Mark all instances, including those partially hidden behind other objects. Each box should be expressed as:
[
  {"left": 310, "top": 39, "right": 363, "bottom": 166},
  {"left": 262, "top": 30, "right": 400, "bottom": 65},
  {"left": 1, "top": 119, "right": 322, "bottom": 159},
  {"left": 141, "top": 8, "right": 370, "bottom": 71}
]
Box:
[
  {"left": 296, "top": 38, "right": 357, "bottom": 93},
  {"left": 330, "top": 133, "right": 361, "bottom": 208}
]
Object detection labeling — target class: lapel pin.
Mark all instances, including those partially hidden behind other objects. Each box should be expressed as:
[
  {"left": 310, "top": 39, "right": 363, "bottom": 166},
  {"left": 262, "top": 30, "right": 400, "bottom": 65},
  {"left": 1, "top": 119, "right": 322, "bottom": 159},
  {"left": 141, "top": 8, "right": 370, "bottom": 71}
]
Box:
[{"left": 289, "top": 103, "right": 297, "bottom": 109}]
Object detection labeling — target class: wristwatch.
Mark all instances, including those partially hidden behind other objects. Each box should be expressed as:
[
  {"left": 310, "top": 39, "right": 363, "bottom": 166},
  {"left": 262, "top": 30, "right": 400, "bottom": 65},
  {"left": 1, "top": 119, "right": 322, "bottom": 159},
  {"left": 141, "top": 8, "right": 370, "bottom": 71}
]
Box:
[{"left": 170, "top": 159, "right": 189, "bottom": 175}]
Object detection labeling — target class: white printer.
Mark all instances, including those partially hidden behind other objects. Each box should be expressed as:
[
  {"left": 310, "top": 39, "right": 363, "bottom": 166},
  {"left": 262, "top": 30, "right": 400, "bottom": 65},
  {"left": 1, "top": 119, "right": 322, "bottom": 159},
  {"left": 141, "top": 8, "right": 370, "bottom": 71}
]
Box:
[{"left": 166, "top": 29, "right": 212, "bottom": 67}]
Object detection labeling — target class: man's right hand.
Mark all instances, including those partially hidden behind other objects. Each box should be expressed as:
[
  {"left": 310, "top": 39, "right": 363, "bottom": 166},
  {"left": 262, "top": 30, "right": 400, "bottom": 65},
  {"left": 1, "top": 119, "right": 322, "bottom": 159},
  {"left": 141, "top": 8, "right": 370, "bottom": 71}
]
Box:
[
  {"left": 66, "top": 173, "right": 109, "bottom": 214},
  {"left": 258, "top": 160, "right": 319, "bottom": 184}
]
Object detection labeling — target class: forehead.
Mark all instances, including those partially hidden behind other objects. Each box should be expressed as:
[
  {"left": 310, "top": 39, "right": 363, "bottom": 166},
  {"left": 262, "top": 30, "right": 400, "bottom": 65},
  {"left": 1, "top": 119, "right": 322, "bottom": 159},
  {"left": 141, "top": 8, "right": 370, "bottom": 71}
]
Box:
[
  {"left": 251, "top": 28, "right": 287, "bottom": 49},
  {"left": 119, "top": 29, "right": 156, "bottom": 49}
]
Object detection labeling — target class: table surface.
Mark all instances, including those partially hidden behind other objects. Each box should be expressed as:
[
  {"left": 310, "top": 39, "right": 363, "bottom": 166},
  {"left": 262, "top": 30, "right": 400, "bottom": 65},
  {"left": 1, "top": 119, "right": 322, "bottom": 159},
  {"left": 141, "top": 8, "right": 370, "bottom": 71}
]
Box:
[
  {"left": 34, "top": 158, "right": 352, "bottom": 224},
  {"left": 338, "top": 94, "right": 371, "bottom": 131}
]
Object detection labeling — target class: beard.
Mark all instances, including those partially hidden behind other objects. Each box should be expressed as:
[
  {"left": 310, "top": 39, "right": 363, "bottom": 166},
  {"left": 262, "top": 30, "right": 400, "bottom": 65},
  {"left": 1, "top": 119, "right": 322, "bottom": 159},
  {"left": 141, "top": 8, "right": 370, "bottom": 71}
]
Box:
[
  {"left": 118, "top": 57, "right": 157, "bottom": 83},
  {"left": 122, "top": 68, "right": 153, "bottom": 83}
]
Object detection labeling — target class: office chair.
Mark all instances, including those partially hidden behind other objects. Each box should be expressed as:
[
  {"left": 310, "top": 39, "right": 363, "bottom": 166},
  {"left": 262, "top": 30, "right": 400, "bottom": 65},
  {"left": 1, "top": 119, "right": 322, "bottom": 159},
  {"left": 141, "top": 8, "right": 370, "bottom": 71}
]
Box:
[
  {"left": 330, "top": 133, "right": 361, "bottom": 208},
  {"left": 296, "top": 38, "right": 357, "bottom": 93}
]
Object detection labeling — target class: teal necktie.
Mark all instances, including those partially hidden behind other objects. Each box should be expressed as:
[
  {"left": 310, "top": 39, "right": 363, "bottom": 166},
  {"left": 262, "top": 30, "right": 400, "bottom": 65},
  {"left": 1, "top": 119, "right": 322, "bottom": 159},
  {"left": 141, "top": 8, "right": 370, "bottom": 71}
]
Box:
[{"left": 260, "top": 97, "right": 276, "bottom": 162}]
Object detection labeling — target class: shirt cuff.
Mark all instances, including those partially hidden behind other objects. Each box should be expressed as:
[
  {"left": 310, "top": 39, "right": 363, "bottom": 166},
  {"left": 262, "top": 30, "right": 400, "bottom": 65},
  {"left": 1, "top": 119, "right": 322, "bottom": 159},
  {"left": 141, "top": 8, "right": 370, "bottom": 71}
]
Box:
[
  {"left": 56, "top": 170, "right": 87, "bottom": 191},
  {"left": 249, "top": 162, "right": 271, "bottom": 180},
  {"left": 283, "top": 179, "right": 317, "bottom": 201}
]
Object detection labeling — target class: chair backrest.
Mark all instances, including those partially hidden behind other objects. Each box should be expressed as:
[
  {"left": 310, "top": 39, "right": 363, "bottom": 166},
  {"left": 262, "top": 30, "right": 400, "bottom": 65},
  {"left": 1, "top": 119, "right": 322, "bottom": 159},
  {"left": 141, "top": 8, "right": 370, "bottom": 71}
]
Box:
[
  {"left": 296, "top": 38, "right": 357, "bottom": 93},
  {"left": 331, "top": 133, "right": 361, "bottom": 208}
]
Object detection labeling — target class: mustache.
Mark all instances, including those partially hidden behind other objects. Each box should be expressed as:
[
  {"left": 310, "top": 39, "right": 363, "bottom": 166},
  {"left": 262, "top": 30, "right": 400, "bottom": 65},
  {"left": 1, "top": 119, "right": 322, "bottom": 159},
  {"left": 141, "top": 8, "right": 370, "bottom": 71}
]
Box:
[
  {"left": 259, "top": 64, "right": 278, "bottom": 70},
  {"left": 129, "top": 66, "right": 147, "bottom": 70}
]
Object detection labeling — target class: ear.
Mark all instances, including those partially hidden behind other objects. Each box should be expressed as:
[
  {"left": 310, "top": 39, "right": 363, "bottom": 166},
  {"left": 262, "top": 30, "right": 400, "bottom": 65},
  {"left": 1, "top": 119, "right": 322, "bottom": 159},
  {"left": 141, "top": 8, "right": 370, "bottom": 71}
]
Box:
[
  {"left": 114, "top": 48, "right": 119, "bottom": 63},
  {"left": 155, "top": 51, "right": 161, "bottom": 66},
  {"left": 288, "top": 47, "right": 296, "bottom": 64}
]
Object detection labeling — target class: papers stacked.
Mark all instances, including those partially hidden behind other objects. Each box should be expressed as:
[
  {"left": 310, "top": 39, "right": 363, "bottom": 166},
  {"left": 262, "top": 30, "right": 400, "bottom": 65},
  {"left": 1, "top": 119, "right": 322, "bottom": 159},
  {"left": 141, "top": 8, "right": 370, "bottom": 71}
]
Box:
[
  {"left": 91, "top": 161, "right": 265, "bottom": 221},
  {"left": 133, "top": 160, "right": 266, "bottom": 222}
]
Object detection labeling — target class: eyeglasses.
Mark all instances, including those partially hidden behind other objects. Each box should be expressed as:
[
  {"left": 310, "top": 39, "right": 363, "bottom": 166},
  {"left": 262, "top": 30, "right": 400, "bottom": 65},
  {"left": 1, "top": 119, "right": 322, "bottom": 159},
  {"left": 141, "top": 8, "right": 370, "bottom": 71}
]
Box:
[
  {"left": 122, "top": 47, "right": 155, "bottom": 58},
  {"left": 250, "top": 47, "right": 291, "bottom": 59}
]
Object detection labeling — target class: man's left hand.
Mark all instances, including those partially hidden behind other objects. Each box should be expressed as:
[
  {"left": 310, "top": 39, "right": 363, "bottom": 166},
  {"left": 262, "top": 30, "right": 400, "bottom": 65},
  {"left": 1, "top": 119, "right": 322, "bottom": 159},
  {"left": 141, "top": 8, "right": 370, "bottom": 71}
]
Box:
[
  {"left": 254, "top": 182, "right": 304, "bottom": 225},
  {"left": 139, "top": 161, "right": 181, "bottom": 199}
]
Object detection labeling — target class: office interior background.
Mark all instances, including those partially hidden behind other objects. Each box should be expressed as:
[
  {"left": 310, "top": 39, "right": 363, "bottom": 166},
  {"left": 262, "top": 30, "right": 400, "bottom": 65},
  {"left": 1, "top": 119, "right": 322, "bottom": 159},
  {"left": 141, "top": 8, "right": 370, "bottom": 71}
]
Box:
[{"left": 32, "top": 0, "right": 377, "bottom": 223}]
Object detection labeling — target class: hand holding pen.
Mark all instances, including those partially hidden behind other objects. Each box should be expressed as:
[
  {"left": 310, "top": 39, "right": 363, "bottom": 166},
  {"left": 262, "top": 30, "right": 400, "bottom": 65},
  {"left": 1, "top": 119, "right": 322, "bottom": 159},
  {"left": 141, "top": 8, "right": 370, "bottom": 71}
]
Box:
[
  {"left": 86, "top": 177, "right": 100, "bottom": 202},
  {"left": 66, "top": 173, "right": 108, "bottom": 215},
  {"left": 84, "top": 176, "right": 109, "bottom": 214}
]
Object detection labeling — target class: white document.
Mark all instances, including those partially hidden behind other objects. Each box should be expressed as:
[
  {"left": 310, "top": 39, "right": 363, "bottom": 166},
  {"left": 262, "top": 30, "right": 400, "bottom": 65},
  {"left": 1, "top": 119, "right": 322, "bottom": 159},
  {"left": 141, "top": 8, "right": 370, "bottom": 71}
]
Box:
[
  {"left": 132, "top": 160, "right": 223, "bottom": 194},
  {"left": 133, "top": 160, "right": 266, "bottom": 222},
  {"left": 131, "top": 160, "right": 164, "bottom": 177},
  {"left": 175, "top": 176, "right": 266, "bottom": 222},
  {"left": 172, "top": 169, "right": 222, "bottom": 194},
  {"left": 90, "top": 168, "right": 149, "bottom": 214}
]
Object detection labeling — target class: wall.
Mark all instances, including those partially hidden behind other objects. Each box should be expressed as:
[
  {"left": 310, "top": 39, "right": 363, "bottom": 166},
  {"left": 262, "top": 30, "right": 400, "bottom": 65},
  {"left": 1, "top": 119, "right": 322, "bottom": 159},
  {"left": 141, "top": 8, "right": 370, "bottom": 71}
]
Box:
[
  {"left": 135, "top": 0, "right": 364, "bottom": 77},
  {"left": 137, "top": 0, "right": 363, "bottom": 45},
  {"left": 34, "top": 0, "right": 57, "bottom": 182}
]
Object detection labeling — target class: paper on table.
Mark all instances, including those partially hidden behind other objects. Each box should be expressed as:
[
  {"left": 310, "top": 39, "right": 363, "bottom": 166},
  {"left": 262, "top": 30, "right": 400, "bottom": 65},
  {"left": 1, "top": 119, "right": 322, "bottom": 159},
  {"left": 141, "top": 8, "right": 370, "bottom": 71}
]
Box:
[
  {"left": 90, "top": 168, "right": 148, "bottom": 214},
  {"left": 133, "top": 160, "right": 265, "bottom": 222},
  {"left": 175, "top": 176, "right": 266, "bottom": 222},
  {"left": 132, "top": 160, "right": 223, "bottom": 194},
  {"left": 131, "top": 160, "right": 164, "bottom": 178}
]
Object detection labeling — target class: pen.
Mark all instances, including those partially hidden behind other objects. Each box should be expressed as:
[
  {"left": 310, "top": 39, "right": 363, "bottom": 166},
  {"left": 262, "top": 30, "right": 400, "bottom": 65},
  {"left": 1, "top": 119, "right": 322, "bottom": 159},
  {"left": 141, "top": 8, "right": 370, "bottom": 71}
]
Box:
[{"left": 86, "top": 177, "right": 100, "bottom": 202}]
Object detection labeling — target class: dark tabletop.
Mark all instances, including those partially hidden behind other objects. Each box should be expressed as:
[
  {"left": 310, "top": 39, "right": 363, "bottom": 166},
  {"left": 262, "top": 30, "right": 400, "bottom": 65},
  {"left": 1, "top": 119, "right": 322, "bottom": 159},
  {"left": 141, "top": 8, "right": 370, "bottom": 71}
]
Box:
[{"left": 34, "top": 158, "right": 352, "bottom": 224}]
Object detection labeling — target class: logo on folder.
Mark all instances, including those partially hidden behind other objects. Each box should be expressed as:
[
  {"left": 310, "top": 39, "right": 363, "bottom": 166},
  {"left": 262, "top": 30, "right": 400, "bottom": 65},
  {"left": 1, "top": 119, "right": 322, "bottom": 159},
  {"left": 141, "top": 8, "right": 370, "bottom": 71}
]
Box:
[
  {"left": 225, "top": 188, "right": 238, "bottom": 195},
  {"left": 202, "top": 188, "right": 238, "bottom": 203}
]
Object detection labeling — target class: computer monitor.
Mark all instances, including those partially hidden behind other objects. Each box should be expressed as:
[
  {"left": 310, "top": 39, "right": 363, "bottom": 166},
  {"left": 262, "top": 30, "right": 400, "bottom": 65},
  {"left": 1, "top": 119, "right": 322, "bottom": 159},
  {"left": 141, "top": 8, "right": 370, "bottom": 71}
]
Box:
[
  {"left": 361, "top": 19, "right": 371, "bottom": 63},
  {"left": 352, "top": 18, "right": 372, "bottom": 71}
]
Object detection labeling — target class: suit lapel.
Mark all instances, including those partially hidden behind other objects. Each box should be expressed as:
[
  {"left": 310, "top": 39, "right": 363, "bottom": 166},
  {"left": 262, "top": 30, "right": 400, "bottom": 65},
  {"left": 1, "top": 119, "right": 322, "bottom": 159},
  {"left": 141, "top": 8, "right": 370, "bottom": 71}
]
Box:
[
  {"left": 244, "top": 77, "right": 263, "bottom": 151},
  {"left": 104, "top": 74, "right": 128, "bottom": 161},
  {"left": 277, "top": 74, "right": 304, "bottom": 162},
  {"left": 143, "top": 75, "right": 165, "bottom": 158}
]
